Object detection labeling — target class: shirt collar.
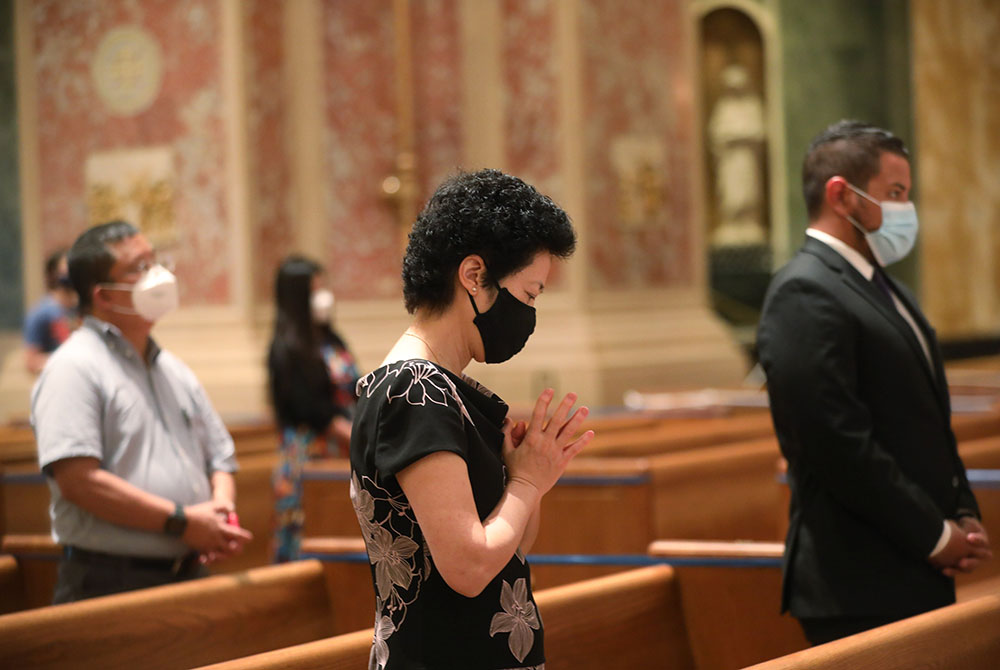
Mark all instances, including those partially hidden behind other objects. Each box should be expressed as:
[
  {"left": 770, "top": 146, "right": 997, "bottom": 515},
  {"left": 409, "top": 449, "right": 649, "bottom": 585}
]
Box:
[
  {"left": 806, "top": 228, "right": 875, "bottom": 280},
  {"left": 83, "top": 315, "right": 161, "bottom": 364}
]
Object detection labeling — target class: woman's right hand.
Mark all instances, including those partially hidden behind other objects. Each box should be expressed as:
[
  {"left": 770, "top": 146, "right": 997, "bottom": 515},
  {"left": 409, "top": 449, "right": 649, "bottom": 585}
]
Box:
[{"left": 502, "top": 389, "right": 594, "bottom": 495}]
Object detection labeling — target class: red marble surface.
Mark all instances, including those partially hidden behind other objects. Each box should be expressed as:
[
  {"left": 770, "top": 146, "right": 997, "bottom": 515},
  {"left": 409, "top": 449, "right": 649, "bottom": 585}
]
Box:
[
  {"left": 580, "top": 0, "right": 695, "bottom": 289},
  {"left": 412, "top": 0, "right": 463, "bottom": 204},
  {"left": 320, "top": 0, "right": 400, "bottom": 301},
  {"left": 503, "top": 0, "right": 560, "bottom": 200},
  {"left": 502, "top": 0, "right": 568, "bottom": 288},
  {"left": 246, "top": 0, "right": 293, "bottom": 303},
  {"left": 32, "top": 0, "right": 231, "bottom": 305}
]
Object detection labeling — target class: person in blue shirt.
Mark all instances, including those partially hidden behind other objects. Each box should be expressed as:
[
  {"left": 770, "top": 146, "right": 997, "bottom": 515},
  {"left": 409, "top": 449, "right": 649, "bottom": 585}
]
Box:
[{"left": 23, "top": 248, "right": 78, "bottom": 374}]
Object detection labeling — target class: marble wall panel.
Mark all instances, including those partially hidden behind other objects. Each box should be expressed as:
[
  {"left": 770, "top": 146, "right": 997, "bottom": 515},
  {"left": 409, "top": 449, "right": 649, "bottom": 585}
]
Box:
[
  {"left": 0, "top": 0, "right": 21, "bottom": 328},
  {"left": 913, "top": 0, "right": 1000, "bottom": 336},
  {"left": 31, "top": 0, "right": 230, "bottom": 305},
  {"left": 321, "top": 0, "right": 400, "bottom": 300},
  {"left": 502, "top": 0, "right": 559, "bottom": 200},
  {"left": 412, "top": 0, "right": 462, "bottom": 203},
  {"left": 580, "top": 0, "right": 694, "bottom": 290},
  {"left": 502, "top": 0, "right": 568, "bottom": 288},
  {"left": 246, "top": 0, "right": 292, "bottom": 302}
]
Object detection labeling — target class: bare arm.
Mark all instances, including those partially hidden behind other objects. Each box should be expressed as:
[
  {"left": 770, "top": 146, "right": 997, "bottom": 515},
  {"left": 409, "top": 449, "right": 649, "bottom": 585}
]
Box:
[
  {"left": 397, "top": 452, "right": 540, "bottom": 596},
  {"left": 51, "top": 457, "right": 251, "bottom": 555},
  {"left": 505, "top": 418, "right": 541, "bottom": 555},
  {"left": 397, "top": 390, "right": 593, "bottom": 597},
  {"left": 211, "top": 471, "right": 236, "bottom": 510},
  {"left": 520, "top": 503, "right": 542, "bottom": 555},
  {"left": 52, "top": 457, "right": 175, "bottom": 530}
]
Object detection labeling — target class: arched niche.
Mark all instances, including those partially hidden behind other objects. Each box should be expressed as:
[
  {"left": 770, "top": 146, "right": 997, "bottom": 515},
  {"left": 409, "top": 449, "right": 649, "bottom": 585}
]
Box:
[{"left": 689, "top": 1, "right": 787, "bottom": 342}]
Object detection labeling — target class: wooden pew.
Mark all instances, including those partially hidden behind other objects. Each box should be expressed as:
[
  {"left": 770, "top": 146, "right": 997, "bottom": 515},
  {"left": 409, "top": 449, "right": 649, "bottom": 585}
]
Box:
[
  {"left": 1, "top": 534, "right": 61, "bottom": 609},
  {"left": 303, "top": 437, "right": 786, "bottom": 556},
  {"left": 190, "top": 564, "right": 695, "bottom": 670},
  {"left": 648, "top": 540, "right": 803, "bottom": 670},
  {"left": 0, "top": 559, "right": 337, "bottom": 670},
  {"left": 0, "top": 554, "right": 25, "bottom": 614},
  {"left": 0, "top": 422, "right": 280, "bottom": 574},
  {"left": 740, "top": 593, "right": 1000, "bottom": 670},
  {"left": 299, "top": 536, "right": 805, "bottom": 670},
  {"left": 581, "top": 409, "right": 775, "bottom": 457}
]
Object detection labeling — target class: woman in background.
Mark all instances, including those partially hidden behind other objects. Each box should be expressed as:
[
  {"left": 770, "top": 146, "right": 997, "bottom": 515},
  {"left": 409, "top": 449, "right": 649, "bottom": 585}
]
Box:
[{"left": 268, "top": 255, "right": 360, "bottom": 562}]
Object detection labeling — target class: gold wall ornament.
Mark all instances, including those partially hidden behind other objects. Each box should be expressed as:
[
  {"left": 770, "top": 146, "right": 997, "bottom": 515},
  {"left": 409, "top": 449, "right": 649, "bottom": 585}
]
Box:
[
  {"left": 85, "top": 147, "right": 178, "bottom": 248},
  {"left": 611, "top": 135, "right": 669, "bottom": 229},
  {"left": 91, "top": 25, "right": 164, "bottom": 117},
  {"left": 381, "top": 0, "right": 420, "bottom": 252}
]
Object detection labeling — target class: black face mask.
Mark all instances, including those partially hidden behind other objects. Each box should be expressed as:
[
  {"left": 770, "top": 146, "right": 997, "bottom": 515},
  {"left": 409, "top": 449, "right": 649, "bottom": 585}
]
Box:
[{"left": 469, "top": 287, "right": 536, "bottom": 364}]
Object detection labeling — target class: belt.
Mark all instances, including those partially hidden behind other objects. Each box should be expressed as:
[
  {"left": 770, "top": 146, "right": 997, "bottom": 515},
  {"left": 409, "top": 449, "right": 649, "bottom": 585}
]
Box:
[{"left": 64, "top": 545, "right": 200, "bottom": 576}]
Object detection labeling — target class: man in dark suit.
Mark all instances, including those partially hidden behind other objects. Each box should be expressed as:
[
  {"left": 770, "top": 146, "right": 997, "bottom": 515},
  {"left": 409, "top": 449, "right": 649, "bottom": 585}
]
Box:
[{"left": 756, "top": 120, "right": 992, "bottom": 645}]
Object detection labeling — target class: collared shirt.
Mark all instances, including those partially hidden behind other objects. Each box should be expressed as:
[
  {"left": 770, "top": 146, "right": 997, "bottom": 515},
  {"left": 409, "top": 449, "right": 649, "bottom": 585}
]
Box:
[
  {"left": 805, "top": 228, "right": 950, "bottom": 557},
  {"left": 31, "top": 316, "right": 237, "bottom": 558}
]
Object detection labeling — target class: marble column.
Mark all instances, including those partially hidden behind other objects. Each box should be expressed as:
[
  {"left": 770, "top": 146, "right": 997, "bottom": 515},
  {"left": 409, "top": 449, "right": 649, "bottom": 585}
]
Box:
[{"left": 913, "top": 0, "right": 1000, "bottom": 338}]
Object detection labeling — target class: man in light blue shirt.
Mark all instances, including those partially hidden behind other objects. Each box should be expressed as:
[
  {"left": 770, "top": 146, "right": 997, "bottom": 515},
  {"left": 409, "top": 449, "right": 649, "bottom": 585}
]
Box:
[{"left": 32, "top": 221, "right": 252, "bottom": 603}]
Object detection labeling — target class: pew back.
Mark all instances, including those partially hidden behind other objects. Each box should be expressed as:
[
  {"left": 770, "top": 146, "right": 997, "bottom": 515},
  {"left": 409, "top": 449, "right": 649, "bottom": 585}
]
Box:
[
  {"left": 741, "top": 594, "right": 1000, "bottom": 670},
  {"left": 191, "top": 565, "right": 695, "bottom": 670},
  {"left": 0, "top": 560, "right": 335, "bottom": 670}
]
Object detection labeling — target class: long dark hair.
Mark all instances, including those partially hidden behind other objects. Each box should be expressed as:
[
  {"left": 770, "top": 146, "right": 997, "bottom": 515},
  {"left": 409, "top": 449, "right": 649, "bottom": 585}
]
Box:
[{"left": 268, "top": 255, "right": 340, "bottom": 431}]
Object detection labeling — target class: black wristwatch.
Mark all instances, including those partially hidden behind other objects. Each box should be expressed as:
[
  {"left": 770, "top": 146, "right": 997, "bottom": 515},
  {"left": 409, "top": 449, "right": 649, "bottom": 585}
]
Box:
[{"left": 163, "top": 503, "right": 188, "bottom": 537}]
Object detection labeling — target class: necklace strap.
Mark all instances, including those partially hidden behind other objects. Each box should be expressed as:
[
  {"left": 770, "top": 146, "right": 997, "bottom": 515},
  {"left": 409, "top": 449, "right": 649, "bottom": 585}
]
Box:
[{"left": 403, "top": 331, "right": 441, "bottom": 364}]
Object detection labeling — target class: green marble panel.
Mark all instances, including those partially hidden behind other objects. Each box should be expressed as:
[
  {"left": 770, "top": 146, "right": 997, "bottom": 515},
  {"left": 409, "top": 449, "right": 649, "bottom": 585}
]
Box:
[
  {"left": 778, "top": 0, "right": 916, "bottom": 286},
  {"left": 0, "top": 0, "right": 22, "bottom": 329}
]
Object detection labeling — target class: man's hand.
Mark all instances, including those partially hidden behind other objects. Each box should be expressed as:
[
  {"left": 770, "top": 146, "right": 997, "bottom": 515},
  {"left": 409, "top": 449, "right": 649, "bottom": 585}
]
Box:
[
  {"left": 931, "top": 518, "right": 992, "bottom": 577},
  {"left": 940, "top": 517, "right": 992, "bottom": 577},
  {"left": 182, "top": 500, "right": 252, "bottom": 563}
]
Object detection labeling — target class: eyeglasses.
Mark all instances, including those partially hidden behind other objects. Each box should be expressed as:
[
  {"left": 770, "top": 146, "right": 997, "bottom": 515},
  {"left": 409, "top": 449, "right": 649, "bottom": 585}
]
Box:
[{"left": 117, "top": 254, "right": 176, "bottom": 280}]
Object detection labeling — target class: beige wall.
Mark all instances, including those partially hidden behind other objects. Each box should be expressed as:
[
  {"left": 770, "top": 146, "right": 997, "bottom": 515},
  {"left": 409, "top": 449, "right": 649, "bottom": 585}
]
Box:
[{"left": 913, "top": 0, "right": 1000, "bottom": 338}]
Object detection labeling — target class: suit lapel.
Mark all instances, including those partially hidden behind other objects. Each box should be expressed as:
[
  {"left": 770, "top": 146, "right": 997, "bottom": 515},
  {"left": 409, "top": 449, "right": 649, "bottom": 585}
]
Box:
[{"left": 802, "top": 238, "right": 945, "bottom": 400}]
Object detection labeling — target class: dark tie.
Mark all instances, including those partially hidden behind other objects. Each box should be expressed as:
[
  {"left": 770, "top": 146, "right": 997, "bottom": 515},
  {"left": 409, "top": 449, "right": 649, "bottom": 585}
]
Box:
[{"left": 871, "top": 268, "right": 896, "bottom": 308}]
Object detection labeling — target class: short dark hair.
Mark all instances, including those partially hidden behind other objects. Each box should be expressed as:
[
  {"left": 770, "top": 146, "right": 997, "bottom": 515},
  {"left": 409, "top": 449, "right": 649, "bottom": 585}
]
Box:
[
  {"left": 43, "top": 247, "right": 68, "bottom": 291},
  {"left": 402, "top": 169, "right": 576, "bottom": 314},
  {"left": 802, "top": 120, "right": 909, "bottom": 219},
  {"left": 67, "top": 220, "right": 140, "bottom": 314}
]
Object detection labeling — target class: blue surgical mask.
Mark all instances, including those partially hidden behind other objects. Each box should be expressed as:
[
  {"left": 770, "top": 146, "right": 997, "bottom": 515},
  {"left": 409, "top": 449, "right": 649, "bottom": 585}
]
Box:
[{"left": 845, "top": 183, "right": 919, "bottom": 267}]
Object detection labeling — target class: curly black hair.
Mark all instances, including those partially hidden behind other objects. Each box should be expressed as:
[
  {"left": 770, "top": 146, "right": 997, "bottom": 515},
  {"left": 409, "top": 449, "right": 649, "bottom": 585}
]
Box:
[{"left": 402, "top": 169, "right": 576, "bottom": 314}]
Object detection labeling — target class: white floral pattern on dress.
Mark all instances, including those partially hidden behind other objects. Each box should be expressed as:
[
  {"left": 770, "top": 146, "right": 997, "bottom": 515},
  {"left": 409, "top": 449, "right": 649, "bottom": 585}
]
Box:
[
  {"left": 370, "top": 610, "right": 395, "bottom": 670},
  {"left": 489, "top": 578, "right": 541, "bottom": 662},
  {"left": 357, "top": 359, "right": 476, "bottom": 424},
  {"left": 351, "top": 470, "right": 424, "bottom": 670},
  {"left": 352, "top": 360, "right": 540, "bottom": 670}
]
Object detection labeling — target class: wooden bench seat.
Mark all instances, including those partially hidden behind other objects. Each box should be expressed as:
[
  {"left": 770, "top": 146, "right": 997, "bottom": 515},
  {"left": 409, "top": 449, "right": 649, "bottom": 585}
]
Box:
[
  {"left": 1, "top": 534, "right": 61, "bottom": 610},
  {"left": 0, "top": 559, "right": 336, "bottom": 670},
  {"left": 0, "top": 554, "right": 24, "bottom": 615},
  {"left": 191, "top": 564, "right": 694, "bottom": 670},
  {"left": 740, "top": 592, "right": 1000, "bottom": 670}
]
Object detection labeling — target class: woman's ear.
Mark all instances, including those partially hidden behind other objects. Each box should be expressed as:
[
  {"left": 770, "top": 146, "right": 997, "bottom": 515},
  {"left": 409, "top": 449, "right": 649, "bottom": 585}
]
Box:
[{"left": 457, "top": 255, "right": 486, "bottom": 295}]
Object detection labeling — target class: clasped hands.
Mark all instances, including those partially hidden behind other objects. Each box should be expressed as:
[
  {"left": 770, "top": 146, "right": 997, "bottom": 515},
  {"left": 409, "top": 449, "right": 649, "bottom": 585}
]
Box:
[
  {"left": 183, "top": 499, "right": 254, "bottom": 565},
  {"left": 931, "top": 516, "right": 992, "bottom": 577},
  {"left": 502, "top": 388, "right": 595, "bottom": 496}
]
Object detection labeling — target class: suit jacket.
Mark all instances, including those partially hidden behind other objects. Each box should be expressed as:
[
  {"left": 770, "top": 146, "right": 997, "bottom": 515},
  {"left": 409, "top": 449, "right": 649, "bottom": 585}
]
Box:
[{"left": 756, "top": 236, "right": 979, "bottom": 620}]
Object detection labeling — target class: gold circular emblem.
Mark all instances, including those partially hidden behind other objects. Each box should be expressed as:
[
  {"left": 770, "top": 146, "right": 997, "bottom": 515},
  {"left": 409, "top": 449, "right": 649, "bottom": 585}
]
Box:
[{"left": 91, "top": 26, "right": 164, "bottom": 116}]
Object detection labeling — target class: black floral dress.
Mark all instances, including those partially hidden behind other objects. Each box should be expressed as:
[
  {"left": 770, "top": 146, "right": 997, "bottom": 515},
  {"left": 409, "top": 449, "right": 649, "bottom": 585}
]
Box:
[{"left": 350, "top": 359, "right": 545, "bottom": 670}]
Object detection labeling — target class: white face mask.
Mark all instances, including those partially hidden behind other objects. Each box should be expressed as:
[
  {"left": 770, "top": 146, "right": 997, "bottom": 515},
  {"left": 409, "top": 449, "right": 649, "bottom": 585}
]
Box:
[
  {"left": 311, "top": 289, "right": 335, "bottom": 324},
  {"left": 845, "top": 183, "right": 919, "bottom": 266},
  {"left": 101, "top": 264, "right": 179, "bottom": 322}
]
